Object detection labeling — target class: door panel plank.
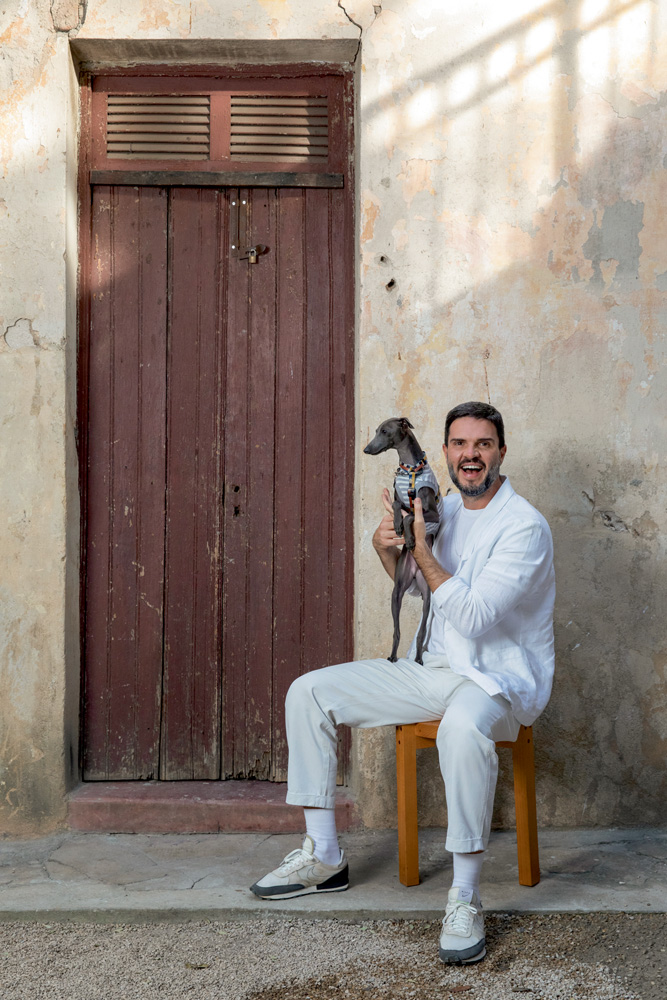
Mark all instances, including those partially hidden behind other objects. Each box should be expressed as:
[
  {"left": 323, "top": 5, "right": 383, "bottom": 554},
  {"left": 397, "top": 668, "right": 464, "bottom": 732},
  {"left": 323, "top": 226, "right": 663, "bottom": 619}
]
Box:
[
  {"left": 300, "top": 188, "right": 334, "bottom": 674},
  {"left": 328, "top": 187, "right": 355, "bottom": 658},
  {"left": 161, "top": 187, "right": 225, "bottom": 779},
  {"left": 271, "top": 188, "right": 306, "bottom": 780},
  {"left": 84, "top": 185, "right": 168, "bottom": 779},
  {"left": 222, "top": 188, "right": 252, "bottom": 778},
  {"left": 243, "top": 189, "right": 278, "bottom": 778}
]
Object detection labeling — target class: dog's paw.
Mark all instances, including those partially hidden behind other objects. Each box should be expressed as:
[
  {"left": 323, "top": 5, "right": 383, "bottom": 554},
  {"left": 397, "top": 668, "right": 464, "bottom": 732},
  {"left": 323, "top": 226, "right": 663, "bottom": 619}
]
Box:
[{"left": 387, "top": 654, "right": 398, "bottom": 663}]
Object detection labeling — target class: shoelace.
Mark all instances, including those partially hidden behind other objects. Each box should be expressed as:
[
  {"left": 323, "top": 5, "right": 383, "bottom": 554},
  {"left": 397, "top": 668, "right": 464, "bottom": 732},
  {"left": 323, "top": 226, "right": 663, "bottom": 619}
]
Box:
[
  {"left": 443, "top": 900, "right": 477, "bottom": 935},
  {"left": 275, "top": 848, "right": 314, "bottom": 876}
]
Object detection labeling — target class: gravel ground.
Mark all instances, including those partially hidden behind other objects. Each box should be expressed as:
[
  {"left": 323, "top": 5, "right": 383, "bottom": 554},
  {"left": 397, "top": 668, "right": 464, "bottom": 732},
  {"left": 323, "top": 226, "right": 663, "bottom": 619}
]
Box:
[{"left": 0, "top": 913, "right": 663, "bottom": 1000}]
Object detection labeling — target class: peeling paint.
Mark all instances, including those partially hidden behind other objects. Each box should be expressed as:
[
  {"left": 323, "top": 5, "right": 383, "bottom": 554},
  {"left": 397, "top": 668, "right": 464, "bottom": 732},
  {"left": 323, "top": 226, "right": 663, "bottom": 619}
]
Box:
[
  {"left": 50, "top": 0, "right": 86, "bottom": 34},
  {"left": 583, "top": 199, "right": 645, "bottom": 289}
]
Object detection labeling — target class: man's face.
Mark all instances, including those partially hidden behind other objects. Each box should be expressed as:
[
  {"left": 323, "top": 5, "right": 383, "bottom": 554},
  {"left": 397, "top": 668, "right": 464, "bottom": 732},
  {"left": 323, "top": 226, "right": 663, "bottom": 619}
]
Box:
[{"left": 443, "top": 417, "right": 507, "bottom": 499}]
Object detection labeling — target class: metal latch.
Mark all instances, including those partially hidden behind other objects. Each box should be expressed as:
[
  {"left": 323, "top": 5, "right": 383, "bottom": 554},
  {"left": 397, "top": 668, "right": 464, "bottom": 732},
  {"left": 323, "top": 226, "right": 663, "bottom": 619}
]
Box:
[{"left": 229, "top": 194, "right": 269, "bottom": 264}]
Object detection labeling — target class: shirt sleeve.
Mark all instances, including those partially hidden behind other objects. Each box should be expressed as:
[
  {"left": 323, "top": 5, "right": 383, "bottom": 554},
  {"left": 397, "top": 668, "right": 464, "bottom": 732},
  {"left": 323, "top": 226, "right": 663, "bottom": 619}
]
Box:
[{"left": 432, "top": 518, "right": 553, "bottom": 639}]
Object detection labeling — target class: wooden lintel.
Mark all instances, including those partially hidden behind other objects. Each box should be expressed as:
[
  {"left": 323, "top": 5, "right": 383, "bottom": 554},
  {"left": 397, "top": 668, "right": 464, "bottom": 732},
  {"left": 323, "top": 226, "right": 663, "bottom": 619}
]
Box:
[{"left": 91, "top": 169, "right": 344, "bottom": 188}]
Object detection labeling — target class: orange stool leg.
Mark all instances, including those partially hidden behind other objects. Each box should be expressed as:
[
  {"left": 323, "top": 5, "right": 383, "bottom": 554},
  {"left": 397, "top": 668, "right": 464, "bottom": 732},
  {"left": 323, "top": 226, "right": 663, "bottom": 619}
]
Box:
[
  {"left": 512, "top": 725, "right": 540, "bottom": 886},
  {"left": 396, "top": 724, "right": 420, "bottom": 886}
]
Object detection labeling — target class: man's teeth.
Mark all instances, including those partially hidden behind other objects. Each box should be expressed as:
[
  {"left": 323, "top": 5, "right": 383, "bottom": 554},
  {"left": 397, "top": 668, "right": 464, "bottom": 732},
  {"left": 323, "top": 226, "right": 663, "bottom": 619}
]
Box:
[{"left": 462, "top": 464, "right": 482, "bottom": 472}]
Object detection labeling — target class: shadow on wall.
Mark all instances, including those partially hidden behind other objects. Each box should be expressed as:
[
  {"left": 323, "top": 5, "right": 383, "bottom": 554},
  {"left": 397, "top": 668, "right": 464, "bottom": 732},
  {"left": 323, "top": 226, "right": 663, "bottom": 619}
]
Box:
[{"left": 359, "top": 0, "right": 667, "bottom": 830}]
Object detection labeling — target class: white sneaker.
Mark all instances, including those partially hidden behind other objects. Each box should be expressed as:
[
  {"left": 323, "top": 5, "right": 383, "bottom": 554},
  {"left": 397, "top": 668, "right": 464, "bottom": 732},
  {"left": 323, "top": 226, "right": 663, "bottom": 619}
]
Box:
[
  {"left": 438, "top": 887, "right": 486, "bottom": 964},
  {"left": 249, "top": 835, "right": 349, "bottom": 899}
]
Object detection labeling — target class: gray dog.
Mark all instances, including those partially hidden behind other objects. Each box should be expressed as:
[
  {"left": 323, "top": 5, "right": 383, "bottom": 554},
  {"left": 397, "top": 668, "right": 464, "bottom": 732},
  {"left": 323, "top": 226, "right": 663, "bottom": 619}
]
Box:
[{"left": 364, "top": 417, "right": 441, "bottom": 664}]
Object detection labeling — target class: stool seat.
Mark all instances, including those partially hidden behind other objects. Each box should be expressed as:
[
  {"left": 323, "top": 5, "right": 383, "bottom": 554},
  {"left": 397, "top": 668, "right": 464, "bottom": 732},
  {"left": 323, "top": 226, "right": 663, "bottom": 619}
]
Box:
[{"left": 395, "top": 721, "right": 540, "bottom": 887}]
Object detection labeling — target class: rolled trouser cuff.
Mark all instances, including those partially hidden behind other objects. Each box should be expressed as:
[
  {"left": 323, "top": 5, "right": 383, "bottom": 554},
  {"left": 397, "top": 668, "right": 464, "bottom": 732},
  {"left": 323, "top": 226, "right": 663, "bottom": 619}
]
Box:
[
  {"left": 444, "top": 834, "right": 488, "bottom": 853},
  {"left": 285, "top": 791, "right": 336, "bottom": 809}
]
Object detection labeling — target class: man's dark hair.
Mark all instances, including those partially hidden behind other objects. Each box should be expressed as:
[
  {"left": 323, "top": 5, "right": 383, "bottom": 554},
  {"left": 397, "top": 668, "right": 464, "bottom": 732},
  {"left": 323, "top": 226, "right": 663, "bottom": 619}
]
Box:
[{"left": 444, "top": 401, "right": 505, "bottom": 449}]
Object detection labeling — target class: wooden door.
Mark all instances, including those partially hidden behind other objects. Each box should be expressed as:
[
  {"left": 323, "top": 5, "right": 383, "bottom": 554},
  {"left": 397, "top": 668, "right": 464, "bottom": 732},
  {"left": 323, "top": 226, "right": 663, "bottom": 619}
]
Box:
[{"left": 81, "top": 182, "right": 353, "bottom": 781}]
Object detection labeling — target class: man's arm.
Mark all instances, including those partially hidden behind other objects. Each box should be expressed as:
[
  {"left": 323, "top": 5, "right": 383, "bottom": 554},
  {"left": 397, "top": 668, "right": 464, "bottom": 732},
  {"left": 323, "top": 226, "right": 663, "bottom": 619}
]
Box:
[
  {"left": 411, "top": 497, "right": 452, "bottom": 592},
  {"left": 412, "top": 497, "right": 554, "bottom": 639}
]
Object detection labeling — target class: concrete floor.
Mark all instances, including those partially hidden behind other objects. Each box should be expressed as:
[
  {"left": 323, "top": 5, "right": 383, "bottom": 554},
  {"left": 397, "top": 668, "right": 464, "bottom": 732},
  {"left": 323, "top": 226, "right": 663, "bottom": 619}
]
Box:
[{"left": 0, "top": 826, "right": 665, "bottom": 922}]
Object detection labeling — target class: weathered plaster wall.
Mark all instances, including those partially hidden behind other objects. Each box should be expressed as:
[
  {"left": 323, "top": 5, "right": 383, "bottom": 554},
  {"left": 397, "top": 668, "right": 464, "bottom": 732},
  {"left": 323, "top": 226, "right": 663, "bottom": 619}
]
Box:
[
  {"left": 1, "top": 0, "right": 666, "bottom": 834},
  {"left": 1, "top": 2, "right": 78, "bottom": 833},
  {"left": 354, "top": 0, "right": 667, "bottom": 831}
]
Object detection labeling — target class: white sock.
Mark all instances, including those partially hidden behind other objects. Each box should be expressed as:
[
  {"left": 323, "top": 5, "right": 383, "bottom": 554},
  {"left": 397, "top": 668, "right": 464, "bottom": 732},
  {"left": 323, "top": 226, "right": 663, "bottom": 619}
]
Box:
[
  {"left": 452, "top": 851, "right": 484, "bottom": 901},
  {"left": 303, "top": 807, "right": 341, "bottom": 865}
]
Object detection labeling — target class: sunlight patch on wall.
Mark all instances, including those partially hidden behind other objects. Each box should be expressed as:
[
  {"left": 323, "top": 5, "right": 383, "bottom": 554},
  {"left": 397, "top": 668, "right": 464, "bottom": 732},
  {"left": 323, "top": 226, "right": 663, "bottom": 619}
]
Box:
[
  {"left": 579, "top": 24, "right": 614, "bottom": 87},
  {"left": 524, "top": 18, "right": 556, "bottom": 60},
  {"left": 407, "top": 85, "right": 437, "bottom": 128},
  {"left": 488, "top": 42, "right": 517, "bottom": 85},
  {"left": 448, "top": 64, "right": 479, "bottom": 108}
]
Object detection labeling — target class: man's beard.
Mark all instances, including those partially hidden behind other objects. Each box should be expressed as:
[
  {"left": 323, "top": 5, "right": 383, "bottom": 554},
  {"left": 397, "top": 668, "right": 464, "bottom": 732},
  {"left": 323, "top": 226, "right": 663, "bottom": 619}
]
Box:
[{"left": 447, "top": 459, "right": 502, "bottom": 498}]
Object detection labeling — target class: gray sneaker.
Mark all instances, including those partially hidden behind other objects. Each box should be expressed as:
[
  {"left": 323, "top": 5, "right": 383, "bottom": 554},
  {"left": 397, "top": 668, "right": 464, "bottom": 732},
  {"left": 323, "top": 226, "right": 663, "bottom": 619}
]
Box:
[
  {"left": 439, "top": 887, "right": 486, "bottom": 964},
  {"left": 249, "top": 835, "right": 349, "bottom": 899}
]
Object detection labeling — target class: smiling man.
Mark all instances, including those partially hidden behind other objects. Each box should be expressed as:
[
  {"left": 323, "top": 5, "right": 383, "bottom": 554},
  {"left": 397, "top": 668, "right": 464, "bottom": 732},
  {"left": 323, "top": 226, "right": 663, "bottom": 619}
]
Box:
[{"left": 250, "top": 401, "right": 555, "bottom": 968}]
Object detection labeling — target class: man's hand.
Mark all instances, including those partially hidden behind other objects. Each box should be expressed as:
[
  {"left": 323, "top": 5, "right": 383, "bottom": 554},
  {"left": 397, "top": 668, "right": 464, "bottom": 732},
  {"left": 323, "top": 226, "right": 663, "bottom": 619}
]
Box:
[
  {"left": 372, "top": 488, "right": 403, "bottom": 580},
  {"left": 373, "top": 488, "right": 403, "bottom": 549},
  {"left": 412, "top": 497, "right": 452, "bottom": 593},
  {"left": 412, "top": 494, "right": 427, "bottom": 551}
]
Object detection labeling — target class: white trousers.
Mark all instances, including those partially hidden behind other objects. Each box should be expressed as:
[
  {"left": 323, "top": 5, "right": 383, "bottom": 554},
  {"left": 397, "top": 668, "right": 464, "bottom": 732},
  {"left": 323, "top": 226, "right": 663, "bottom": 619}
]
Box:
[{"left": 285, "top": 653, "right": 520, "bottom": 853}]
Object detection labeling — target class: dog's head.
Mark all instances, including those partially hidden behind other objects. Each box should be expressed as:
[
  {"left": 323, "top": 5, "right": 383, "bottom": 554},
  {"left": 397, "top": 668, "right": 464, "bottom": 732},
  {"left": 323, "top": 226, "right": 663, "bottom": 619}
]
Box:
[{"left": 364, "top": 417, "right": 414, "bottom": 455}]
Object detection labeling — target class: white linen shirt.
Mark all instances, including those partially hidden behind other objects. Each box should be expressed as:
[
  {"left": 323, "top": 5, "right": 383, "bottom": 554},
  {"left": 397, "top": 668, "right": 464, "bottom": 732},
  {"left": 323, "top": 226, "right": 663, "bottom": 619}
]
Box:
[{"left": 407, "top": 477, "right": 555, "bottom": 725}]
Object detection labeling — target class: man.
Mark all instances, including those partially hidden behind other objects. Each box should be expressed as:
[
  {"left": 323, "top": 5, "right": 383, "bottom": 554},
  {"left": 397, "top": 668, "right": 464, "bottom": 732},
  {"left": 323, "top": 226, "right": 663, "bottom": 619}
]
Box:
[{"left": 250, "top": 401, "right": 555, "bottom": 966}]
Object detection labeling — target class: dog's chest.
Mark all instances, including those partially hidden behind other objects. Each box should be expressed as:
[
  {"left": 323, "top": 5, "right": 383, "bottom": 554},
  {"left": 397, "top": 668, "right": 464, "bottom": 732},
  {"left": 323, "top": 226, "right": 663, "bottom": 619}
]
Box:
[{"left": 394, "top": 464, "right": 441, "bottom": 532}]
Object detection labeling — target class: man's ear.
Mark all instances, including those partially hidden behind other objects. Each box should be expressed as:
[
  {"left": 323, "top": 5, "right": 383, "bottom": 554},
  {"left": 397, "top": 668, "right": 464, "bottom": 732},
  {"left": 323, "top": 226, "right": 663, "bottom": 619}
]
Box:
[{"left": 500, "top": 445, "right": 507, "bottom": 463}]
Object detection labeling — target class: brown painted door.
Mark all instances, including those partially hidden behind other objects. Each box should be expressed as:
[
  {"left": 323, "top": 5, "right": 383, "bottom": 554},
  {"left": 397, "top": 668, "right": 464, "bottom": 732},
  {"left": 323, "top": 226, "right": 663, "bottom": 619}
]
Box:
[{"left": 82, "top": 183, "right": 353, "bottom": 780}]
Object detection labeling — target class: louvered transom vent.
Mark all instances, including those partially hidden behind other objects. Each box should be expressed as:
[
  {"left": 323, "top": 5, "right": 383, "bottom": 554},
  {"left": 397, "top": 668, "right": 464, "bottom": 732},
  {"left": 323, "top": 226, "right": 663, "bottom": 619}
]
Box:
[
  {"left": 106, "top": 95, "right": 211, "bottom": 160},
  {"left": 230, "top": 95, "right": 329, "bottom": 162}
]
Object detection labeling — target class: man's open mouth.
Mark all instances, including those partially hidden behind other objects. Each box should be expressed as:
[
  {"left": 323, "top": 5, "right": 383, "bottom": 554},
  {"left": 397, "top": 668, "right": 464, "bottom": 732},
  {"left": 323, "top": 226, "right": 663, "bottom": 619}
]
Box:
[{"left": 459, "top": 463, "right": 485, "bottom": 478}]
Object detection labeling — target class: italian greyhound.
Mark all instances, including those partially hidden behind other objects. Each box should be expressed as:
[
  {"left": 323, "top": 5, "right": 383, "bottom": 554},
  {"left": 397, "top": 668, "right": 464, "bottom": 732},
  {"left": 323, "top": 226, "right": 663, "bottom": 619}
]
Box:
[{"left": 364, "top": 417, "right": 441, "bottom": 664}]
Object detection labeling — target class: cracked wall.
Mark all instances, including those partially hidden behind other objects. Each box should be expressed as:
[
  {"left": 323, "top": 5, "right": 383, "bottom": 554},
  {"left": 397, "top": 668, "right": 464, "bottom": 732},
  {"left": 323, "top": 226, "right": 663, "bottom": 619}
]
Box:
[{"left": 1, "top": 0, "right": 666, "bottom": 833}]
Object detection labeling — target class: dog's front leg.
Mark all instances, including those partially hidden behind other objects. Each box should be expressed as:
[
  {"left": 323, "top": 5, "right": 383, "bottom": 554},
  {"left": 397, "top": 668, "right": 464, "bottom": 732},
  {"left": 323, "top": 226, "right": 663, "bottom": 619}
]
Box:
[
  {"left": 417, "top": 486, "right": 440, "bottom": 526},
  {"left": 392, "top": 493, "right": 405, "bottom": 536},
  {"left": 402, "top": 512, "right": 416, "bottom": 550}
]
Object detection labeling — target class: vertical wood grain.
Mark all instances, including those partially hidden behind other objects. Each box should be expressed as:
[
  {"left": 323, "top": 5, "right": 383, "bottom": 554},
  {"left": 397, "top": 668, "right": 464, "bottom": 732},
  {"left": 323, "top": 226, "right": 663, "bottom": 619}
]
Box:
[
  {"left": 161, "top": 187, "right": 225, "bottom": 779},
  {"left": 83, "top": 185, "right": 168, "bottom": 779}
]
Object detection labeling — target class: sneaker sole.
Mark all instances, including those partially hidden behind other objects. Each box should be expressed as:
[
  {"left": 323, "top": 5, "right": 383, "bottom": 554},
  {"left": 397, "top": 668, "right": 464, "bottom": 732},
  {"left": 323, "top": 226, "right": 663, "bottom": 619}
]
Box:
[
  {"left": 250, "top": 882, "right": 349, "bottom": 900},
  {"left": 249, "top": 864, "right": 349, "bottom": 900},
  {"left": 439, "top": 943, "right": 486, "bottom": 965}
]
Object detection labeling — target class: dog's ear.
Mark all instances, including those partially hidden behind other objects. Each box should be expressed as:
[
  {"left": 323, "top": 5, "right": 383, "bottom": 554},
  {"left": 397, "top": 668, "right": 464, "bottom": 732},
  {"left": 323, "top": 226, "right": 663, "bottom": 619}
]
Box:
[{"left": 399, "top": 417, "right": 414, "bottom": 430}]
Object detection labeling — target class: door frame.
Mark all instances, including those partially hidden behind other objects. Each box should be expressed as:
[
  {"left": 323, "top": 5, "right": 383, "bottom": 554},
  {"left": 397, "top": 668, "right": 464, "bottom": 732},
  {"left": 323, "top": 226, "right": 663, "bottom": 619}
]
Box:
[{"left": 76, "top": 60, "right": 356, "bottom": 788}]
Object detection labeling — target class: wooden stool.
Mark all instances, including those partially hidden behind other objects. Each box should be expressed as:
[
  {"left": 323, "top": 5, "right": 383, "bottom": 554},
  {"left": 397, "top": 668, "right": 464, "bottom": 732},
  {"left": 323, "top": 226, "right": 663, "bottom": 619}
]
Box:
[{"left": 395, "top": 721, "right": 540, "bottom": 887}]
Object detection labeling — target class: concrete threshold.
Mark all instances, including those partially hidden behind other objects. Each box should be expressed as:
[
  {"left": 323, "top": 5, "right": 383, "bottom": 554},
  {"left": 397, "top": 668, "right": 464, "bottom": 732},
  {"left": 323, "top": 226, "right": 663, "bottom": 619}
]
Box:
[
  {"left": 0, "top": 826, "right": 665, "bottom": 923},
  {"left": 68, "top": 781, "right": 358, "bottom": 834}
]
